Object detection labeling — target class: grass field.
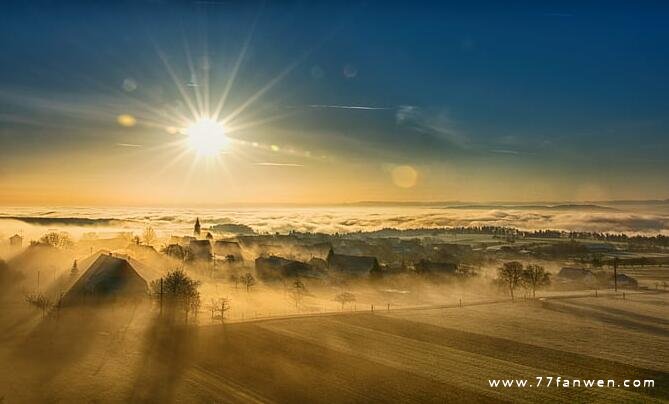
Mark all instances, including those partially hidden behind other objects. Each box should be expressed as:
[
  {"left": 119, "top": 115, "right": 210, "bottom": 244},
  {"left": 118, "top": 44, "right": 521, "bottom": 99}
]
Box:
[
  {"left": 1, "top": 291, "right": 667, "bottom": 403},
  {"left": 174, "top": 296, "right": 668, "bottom": 403}
]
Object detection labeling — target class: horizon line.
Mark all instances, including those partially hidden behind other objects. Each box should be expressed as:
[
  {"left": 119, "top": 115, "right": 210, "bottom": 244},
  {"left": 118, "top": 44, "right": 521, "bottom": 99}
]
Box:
[{"left": 0, "top": 198, "right": 668, "bottom": 209}]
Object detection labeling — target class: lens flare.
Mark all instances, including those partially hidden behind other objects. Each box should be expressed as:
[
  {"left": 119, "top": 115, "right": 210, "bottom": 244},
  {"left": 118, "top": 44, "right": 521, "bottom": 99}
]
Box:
[
  {"left": 117, "top": 114, "right": 137, "bottom": 127},
  {"left": 391, "top": 165, "right": 418, "bottom": 188}
]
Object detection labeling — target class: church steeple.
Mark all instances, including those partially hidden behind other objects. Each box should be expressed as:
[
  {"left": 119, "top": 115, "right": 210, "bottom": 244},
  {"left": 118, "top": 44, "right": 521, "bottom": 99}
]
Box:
[{"left": 194, "top": 217, "right": 201, "bottom": 237}]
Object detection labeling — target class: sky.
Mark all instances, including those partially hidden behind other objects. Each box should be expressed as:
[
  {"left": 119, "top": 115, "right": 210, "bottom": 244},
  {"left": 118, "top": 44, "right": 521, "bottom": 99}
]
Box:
[{"left": 0, "top": 0, "right": 668, "bottom": 206}]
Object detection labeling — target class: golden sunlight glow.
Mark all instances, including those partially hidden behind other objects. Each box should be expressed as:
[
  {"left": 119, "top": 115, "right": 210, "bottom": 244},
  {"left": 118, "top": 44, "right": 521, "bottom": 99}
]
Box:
[{"left": 185, "top": 118, "right": 229, "bottom": 156}]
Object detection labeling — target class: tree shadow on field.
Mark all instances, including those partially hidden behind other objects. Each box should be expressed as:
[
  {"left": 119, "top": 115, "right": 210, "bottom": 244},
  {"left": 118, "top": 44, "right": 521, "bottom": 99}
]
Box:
[
  {"left": 540, "top": 299, "right": 669, "bottom": 337},
  {"left": 128, "top": 314, "right": 197, "bottom": 403},
  {"left": 7, "top": 305, "right": 121, "bottom": 401}
]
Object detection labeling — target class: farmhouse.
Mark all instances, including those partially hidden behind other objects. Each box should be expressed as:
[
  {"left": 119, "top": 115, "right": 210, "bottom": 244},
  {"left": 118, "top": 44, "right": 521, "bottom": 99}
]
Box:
[
  {"left": 61, "top": 254, "right": 148, "bottom": 305},
  {"left": 189, "top": 239, "right": 212, "bottom": 261},
  {"left": 613, "top": 273, "right": 639, "bottom": 288},
  {"left": 326, "top": 248, "right": 380, "bottom": 276},
  {"left": 255, "top": 256, "right": 314, "bottom": 281},
  {"left": 213, "top": 240, "right": 244, "bottom": 261},
  {"left": 414, "top": 259, "right": 458, "bottom": 275},
  {"left": 9, "top": 234, "right": 23, "bottom": 248}
]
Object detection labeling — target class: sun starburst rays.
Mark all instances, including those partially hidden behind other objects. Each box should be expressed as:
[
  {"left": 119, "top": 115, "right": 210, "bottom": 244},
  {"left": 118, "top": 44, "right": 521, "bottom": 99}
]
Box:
[{"left": 88, "top": 18, "right": 315, "bottom": 184}]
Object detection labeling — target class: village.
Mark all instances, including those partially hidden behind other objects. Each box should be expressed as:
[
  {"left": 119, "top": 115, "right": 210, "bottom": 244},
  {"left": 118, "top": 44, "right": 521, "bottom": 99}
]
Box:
[{"left": 1, "top": 217, "right": 668, "bottom": 321}]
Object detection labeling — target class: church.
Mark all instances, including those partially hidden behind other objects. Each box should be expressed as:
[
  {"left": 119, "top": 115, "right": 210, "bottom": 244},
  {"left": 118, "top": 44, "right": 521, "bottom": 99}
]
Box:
[{"left": 194, "top": 217, "right": 201, "bottom": 236}]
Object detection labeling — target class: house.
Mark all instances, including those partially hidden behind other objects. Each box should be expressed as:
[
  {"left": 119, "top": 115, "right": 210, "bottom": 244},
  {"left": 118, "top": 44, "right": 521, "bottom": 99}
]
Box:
[
  {"left": 255, "top": 256, "right": 314, "bottom": 281},
  {"left": 60, "top": 254, "right": 148, "bottom": 305},
  {"left": 326, "top": 248, "right": 380, "bottom": 276},
  {"left": 9, "top": 234, "right": 23, "bottom": 248},
  {"left": 414, "top": 259, "right": 458, "bottom": 275},
  {"left": 557, "top": 267, "right": 595, "bottom": 282},
  {"left": 613, "top": 273, "right": 639, "bottom": 288},
  {"left": 213, "top": 240, "right": 243, "bottom": 262},
  {"left": 169, "top": 235, "right": 196, "bottom": 246},
  {"left": 124, "top": 243, "right": 160, "bottom": 260},
  {"left": 189, "top": 239, "right": 212, "bottom": 261}
]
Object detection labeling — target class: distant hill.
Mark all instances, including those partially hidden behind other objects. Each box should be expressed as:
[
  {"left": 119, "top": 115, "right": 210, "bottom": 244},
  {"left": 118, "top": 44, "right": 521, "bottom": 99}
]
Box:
[
  {"left": 0, "top": 216, "right": 130, "bottom": 226},
  {"left": 210, "top": 223, "right": 255, "bottom": 235},
  {"left": 349, "top": 201, "right": 619, "bottom": 211}
]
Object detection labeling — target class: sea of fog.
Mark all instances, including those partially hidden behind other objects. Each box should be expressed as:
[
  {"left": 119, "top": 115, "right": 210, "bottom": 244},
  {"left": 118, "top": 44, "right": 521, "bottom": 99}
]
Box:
[{"left": 1, "top": 202, "right": 668, "bottom": 241}]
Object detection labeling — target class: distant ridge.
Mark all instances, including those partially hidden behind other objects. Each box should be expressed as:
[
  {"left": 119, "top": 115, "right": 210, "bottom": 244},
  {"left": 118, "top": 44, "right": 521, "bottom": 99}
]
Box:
[
  {"left": 0, "top": 216, "right": 131, "bottom": 226},
  {"left": 348, "top": 202, "right": 619, "bottom": 211},
  {"left": 597, "top": 199, "right": 669, "bottom": 206}
]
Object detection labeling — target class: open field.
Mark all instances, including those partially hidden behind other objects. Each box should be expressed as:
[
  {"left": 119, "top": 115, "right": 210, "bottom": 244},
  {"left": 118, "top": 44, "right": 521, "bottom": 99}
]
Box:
[
  {"left": 624, "top": 266, "right": 669, "bottom": 288},
  {"left": 1, "top": 290, "right": 667, "bottom": 403}
]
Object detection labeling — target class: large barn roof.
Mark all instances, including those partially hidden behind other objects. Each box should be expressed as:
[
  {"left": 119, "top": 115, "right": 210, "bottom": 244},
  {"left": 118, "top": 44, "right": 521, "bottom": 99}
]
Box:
[{"left": 61, "top": 254, "right": 148, "bottom": 305}]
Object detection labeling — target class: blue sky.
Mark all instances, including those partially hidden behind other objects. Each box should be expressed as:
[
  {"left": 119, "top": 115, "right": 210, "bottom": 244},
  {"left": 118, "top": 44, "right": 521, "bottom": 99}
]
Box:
[{"left": 0, "top": 1, "right": 668, "bottom": 204}]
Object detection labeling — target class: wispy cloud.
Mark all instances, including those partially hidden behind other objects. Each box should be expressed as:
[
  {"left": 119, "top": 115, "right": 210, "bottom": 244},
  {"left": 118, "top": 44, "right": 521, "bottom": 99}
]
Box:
[
  {"left": 305, "top": 104, "right": 392, "bottom": 110},
  {"left": 490, "top": 149, "right": 519, "bottom": 155},
  {"left": 255, "top": 162, "right": 304, "bottom": 167},
  {"left": 396, "top": 105, "right": 468, "bottom": 148},
  {"left": 115, "top": 143, "right": 142, "bottom": 147}
]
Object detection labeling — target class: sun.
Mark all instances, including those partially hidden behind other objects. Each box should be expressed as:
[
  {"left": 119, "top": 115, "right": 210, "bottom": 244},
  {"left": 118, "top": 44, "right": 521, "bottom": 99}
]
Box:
[{"left": 184, "top": 118, "right": 229, "bottom": 156}]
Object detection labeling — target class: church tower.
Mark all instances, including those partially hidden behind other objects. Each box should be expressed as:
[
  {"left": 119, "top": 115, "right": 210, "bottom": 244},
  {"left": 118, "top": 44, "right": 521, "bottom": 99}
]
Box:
[{"left": 194, "top": 217, "right": 201, "bottom": 237}]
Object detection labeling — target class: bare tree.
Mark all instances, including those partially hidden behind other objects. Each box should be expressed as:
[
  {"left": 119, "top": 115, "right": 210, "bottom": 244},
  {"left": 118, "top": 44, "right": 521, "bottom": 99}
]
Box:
[
  {"left": 142, "top": 226, "right": 157, "bottom": 246},
  {"left": 288, "top": 279, "right": 308, "bottom": 310},
  {"left": 208, "top": 297, "right": 231, "bottom": 322},
  {"left": 25, "top": 293, "right": 53, "bottom": 318},
  {"left": 241, "top": 272, "right": 256, "bottom": 292},
  {"left": 334, "top": 292, "right": 356, "bottom": 311},
  {"left": 521, "top": 264, "right": 551, "bottom": 298},
  {"left": 497, "top": 261, "right": 524, "bottom": 302}
]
